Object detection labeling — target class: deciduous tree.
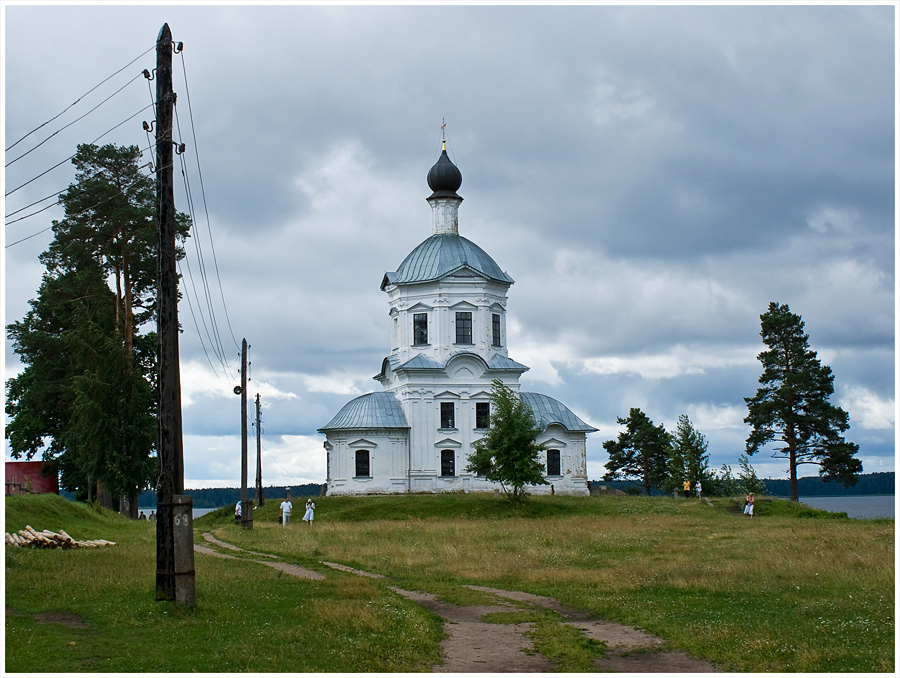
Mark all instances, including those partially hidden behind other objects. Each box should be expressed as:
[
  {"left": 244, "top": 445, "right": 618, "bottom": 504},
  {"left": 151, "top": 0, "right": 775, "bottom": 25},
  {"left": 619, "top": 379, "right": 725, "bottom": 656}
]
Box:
[{"left": 466, "top": 379, "right": 547, "bottom": 503}]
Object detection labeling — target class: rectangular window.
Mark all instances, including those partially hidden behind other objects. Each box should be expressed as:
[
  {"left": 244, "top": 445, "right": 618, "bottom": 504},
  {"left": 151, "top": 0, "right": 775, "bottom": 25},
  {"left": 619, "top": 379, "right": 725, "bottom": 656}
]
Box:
[
  {"left": 355, "top": 450, "right": 370, "bottom": 478},
  {"left": 440, "top": 402, "right": 455, "bottom": 429},
  {"left": 413, "top": 313, "right": 428, "bottom": 345},
  {"left": 476, "top": 402, "right": 490, "bottom": 429},
  {"left": 455, "top": 311, "right": 472, "bottom": 344},
  {"left": 547, "top": 449, "right": 561, "bottom": 476},
  {"left": 441, "top": 450, "right": 455, "bottom": 477},
  {"left": 492, "top": 314, "right": 501, "bottom": 347}
]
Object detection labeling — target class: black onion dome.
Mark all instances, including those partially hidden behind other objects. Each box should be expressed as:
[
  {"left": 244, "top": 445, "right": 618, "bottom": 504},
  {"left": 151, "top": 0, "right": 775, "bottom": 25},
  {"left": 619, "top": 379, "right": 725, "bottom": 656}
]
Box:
[{"left": 427, "top": 149, "right": 462, "bottom": 199}]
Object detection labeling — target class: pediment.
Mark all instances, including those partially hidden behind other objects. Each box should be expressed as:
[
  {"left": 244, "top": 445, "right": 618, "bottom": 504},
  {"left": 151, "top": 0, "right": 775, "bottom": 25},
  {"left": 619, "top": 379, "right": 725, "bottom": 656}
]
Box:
[
  {"left": 349, "top": 438, "right": 379, "bottom": 449},
  {"left": 435, "top": 438, "right": 461, "bottom": 448},
  {"left": 449, "top": 300, "right": 478, "bottom": 311},
  {"left": 447, "top": 267, "right": 480, "bottom": 279},
  {"left": 542, "top": 437, "right": 568, "bottom": 449},
  {"left": 434, "top": 390, "right": 460, "bottom": 399},
  {"left": 408, "top": 302, "right": 433, "bottom": 312}
]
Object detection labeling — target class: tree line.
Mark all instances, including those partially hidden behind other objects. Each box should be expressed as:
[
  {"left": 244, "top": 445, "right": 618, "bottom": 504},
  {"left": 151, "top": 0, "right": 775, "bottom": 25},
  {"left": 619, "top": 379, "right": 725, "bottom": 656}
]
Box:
[
  {"left": 601, "top": 303, "right": 862, "bottom": 501},
  {"left": 601, "top": 409, "right": 769, "bottom": 497},
  {"left": 135, "top": 485, "right": 325, "bottom": 509}
]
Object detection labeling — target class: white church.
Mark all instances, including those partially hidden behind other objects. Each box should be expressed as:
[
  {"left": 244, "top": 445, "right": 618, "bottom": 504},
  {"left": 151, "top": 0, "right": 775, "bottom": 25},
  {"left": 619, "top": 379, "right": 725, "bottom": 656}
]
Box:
[{"left": 319, "top": 141, "right": 595, "bottom": 496}]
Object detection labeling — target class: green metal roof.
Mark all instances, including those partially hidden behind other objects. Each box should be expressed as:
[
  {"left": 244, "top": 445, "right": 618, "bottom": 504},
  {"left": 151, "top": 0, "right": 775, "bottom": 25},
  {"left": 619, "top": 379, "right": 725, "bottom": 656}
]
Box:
[
  {"left": 319, "top": 390, "right": 595, "bottom": 434},
  {"left": 520, "top": 392, "right": 598, "bottom": 433},
  {"left": 381, "top": 233, "right": 514, "bottom": 289},
  {"left": 318, "top": 391, "right": 409, "bottom": 432}
]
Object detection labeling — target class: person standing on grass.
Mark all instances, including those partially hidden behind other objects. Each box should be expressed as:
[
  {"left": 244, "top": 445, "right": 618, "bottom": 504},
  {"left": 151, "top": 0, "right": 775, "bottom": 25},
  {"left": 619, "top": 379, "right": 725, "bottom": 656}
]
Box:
[
  {"left": 280, "top": 497, "right": 292, "bottom": 527},
  {"left": 303, "top": 498, "right": 315, "bottom": 525},
  {"left": 696, "top": 480, "right": 702, "bottom": 501},
  {"left": 683, "top": 478, "right": 691, "bottom": 498},
  {"left": 234, "top": 500, "right": 241, "bottom": 524},
  {"left": 744, "top": 493, "right": 755, "bottom": 518}
]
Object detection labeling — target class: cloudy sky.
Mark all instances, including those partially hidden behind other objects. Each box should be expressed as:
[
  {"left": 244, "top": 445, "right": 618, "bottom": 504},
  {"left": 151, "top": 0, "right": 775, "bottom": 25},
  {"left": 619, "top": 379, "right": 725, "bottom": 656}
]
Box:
[{"left": 3, "top": 3, "right": 895, "bottom": 490}]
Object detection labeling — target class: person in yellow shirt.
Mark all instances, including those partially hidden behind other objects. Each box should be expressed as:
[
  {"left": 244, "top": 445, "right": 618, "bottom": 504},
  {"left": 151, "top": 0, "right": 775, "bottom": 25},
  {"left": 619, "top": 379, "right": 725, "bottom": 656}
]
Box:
[{"left": 683, "top": 479, "right": 691, "bottom": 498}]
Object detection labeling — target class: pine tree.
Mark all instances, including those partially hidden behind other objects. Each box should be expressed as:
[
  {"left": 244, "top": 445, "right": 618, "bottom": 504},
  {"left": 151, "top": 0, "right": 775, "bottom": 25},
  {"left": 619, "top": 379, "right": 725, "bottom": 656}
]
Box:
[
  {"left": 6, "top": 143, "right": 186, "bottom": 514},
  {"left": 602, "top": 408, "right": 672, "bottom": 496},
  {"left": 465, "top": 379, "right": 547, "bottom": 503},
  {"left": 744, "top": 302, "right": 862, "bottom": 501},
  {"left": 671, "top": 414, "right": 711, "bottom": 493}
]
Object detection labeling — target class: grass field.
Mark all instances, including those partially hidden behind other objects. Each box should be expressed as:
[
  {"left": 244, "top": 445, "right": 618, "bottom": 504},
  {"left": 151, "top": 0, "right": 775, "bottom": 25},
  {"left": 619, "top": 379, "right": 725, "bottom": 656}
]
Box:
[{"left": 5, "top": 492, "right": 895, "bottom": 672}]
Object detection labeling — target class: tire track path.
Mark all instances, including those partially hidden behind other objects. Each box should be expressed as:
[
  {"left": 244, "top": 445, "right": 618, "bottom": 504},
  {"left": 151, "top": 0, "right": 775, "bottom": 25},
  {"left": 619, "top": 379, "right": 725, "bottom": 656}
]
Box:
[{"left": 196, "top": 533, "right": 718, "bottom": 672}]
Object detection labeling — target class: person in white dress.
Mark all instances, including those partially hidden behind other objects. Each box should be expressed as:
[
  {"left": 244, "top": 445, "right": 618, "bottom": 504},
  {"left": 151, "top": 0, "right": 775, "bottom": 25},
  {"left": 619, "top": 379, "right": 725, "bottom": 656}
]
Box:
[{"left": 302, "top": 499, "right": 315, "bottom": 525}]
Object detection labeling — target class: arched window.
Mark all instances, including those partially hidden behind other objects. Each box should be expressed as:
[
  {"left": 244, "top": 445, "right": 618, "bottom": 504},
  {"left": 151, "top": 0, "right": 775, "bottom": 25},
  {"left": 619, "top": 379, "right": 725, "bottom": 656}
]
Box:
[
  {"left": 440, "top": 402, "right": 455, "bottom": 429},
  {"left": 547, "top": 449, "right": 561, "bottom": 477},
  {"left": 475, "top": 402, "right": 490, "bottom": 429},
  {"left": 440, "top": 450, "right": 455, "bottom": 477},
  {"left": 413, "top": 313, "right": 428, "bottom": 345},
  {"left": 355, "top": 450, "right": 371, "bottom": 478}
]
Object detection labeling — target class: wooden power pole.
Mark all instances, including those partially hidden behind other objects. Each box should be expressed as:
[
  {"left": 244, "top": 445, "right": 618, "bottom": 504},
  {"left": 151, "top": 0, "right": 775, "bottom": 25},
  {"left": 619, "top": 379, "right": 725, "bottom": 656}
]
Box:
[
  {"left": 239, "top": 338, "right": 253, "bottom": 528},
  {"left": 255, "top": 393, "right": 264, "bottom": 507},
  {"left": 155, "top": 22, "right": 195, "bottom": 605}
]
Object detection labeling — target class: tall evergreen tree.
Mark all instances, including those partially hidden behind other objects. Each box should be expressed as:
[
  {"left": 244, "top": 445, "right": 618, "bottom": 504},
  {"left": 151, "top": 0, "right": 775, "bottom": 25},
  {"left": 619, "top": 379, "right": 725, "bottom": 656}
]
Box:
[
  {"left": 6, "top": 143, "right": 186, "bottom": 514},
  {"left": 465, "top": 379, "right": 547, "bottom": 503},
  {"left": 669, "top": 414, "right": 712, "bottom": 493},
  {"left": 6, "top": 265, "right": 114, "bottom": 498},
  {"left": 603, "top": 408, "right": 672, "bottom": 496},
  {"left": 744, "top": 302, "right": 862, "bottom": 501}
]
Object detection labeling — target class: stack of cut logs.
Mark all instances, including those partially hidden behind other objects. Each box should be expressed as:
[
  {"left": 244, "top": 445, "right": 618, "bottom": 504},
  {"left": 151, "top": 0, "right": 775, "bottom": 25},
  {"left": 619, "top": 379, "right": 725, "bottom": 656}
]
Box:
[{"left": 5, "top": 525, "right": 116, "bottom": 549}]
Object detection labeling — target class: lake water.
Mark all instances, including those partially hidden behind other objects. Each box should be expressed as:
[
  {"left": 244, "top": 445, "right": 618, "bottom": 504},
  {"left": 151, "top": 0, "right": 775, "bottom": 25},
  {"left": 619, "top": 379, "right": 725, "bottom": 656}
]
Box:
[
  {"left": 798, "top": 495, "right": 895, "bottom": 519},
  {"left": 140, "top": 499, "right": 896, "bottom": 520}
]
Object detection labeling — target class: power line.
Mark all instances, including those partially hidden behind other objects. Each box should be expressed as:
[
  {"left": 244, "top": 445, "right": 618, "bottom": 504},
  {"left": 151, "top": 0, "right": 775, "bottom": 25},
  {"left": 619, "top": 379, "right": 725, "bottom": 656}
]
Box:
[
  {"left": 174, "top": 119, "right": 229, "bottom": 368},
  {"left": 6, "top": 44, "right": 154, "bottom": 153},
  {"left": 6, "top": 70, "right": 146, "bottom": 168},
  {"left": 5, "top": 102, "right": 155, "bottom": 197},
  {"left": 4, "top": 225, "right": 54, "bottom": 249},
  {"left": 177, "top": 48, "right": 241, "bottom": 352},
  {"left": 5, "top": 162, "right": 163, "bottom": 248},
  {"left": 4, "top": 140, "right": 156, "bottom": 223},
  {"left": 261, "top": 443, "right": 304, "bottom": 484},
  {"left": 4, "top": 201, "right": 59, "bottom": 227}
]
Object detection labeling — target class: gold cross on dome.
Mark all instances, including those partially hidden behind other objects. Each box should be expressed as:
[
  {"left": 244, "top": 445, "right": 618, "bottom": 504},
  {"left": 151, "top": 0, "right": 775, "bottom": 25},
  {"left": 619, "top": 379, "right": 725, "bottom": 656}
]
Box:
[{"left": 441, "top": 118, "right": 446, "bottom": 149}]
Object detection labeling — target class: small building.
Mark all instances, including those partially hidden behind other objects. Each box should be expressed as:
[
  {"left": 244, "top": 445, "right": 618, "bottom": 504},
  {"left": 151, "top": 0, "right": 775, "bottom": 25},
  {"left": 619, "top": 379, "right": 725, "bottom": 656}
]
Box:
[
  {"left": 319, "top": 142, "right": 596, "bottom": 496},
  {"left": 5, "top": 461, "right": 59, "bottom": 495}
]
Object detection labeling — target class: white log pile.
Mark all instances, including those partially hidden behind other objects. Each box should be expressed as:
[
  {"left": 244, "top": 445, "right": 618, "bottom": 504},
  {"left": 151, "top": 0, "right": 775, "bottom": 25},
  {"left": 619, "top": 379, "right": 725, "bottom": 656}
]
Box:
[{"left": 4, "top": 525, "right": 117, "bottom": 549}]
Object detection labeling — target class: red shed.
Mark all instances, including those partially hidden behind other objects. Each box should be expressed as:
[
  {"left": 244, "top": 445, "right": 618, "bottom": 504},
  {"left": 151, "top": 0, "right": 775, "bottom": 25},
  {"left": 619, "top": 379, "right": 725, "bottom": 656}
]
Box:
[{"left": 5, "top": 461, "right": 59, "bottom": 495}]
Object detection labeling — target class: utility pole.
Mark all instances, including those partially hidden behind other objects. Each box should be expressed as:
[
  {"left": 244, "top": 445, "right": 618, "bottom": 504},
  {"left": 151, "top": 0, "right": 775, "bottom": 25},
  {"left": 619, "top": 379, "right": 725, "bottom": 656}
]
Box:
[
  {"left": 155, "top": 22, "right": 194, "bottom": 606},
  {"left": 255, "top": 393, "right": 264, "bottom": 507},
  {"left": 239, "top": 338, "right": 253, "bottom": 528}
]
